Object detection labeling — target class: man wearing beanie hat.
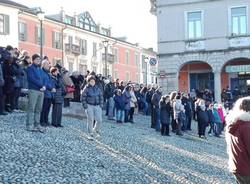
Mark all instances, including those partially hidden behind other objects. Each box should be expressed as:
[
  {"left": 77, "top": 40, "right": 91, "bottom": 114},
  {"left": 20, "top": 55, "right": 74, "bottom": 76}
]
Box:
[{"left": 26, "top": 54, "right": 46, "bottom": 133}]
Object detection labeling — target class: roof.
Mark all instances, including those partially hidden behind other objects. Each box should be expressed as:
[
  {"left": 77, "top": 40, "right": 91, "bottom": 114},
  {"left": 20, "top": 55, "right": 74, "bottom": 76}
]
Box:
[{"left": 0, "top": 0, "right": 28, "bottom": 9}]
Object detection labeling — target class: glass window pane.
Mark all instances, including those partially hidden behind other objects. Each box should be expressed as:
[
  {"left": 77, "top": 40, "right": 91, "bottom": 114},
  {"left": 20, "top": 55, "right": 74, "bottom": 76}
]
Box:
[
  {"left": 232, "top": 17, "right": 239, "bottom": 34},
  {"left": 188, "top": 21, "right": 195, "bottom": 38},
  {"left": 195, "top": 20, "right": 202, "bottom": 38},
  {"left": 240, "top": 16, "right": 247, "bottom": 34},
  {"left": 232, "top": 7, "right": 246, "bottom": 17},
  {"left": 188, "top": 12, "right": 201, "bottom": 21}
]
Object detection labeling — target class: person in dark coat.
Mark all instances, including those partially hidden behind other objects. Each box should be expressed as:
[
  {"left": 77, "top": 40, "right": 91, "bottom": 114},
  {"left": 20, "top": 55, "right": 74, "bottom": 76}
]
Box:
[
  {"left": 140, "top": 87, "right": 149, "bottom": 115},
  {"left": 197, "top": 99, "right": 209, "bottom": 138},
  {"left": 181, "top": 93, "right": 192, "bottom": 131},
  {"left": 207, "top": 104, "right": 215, "bottom": 136},
  {"left": 146, "top": 86, "right": 155, "bottom": 128},
  {"left": 2, "top": 52, "right": 16, "bottom": 112},
  {"left": 0, "top": 58, "right": 6, "bottom": 115},
  {"left": 51, "top": 67, "right": 66, "bottom": 127},
  {"left": 123, "top": 85, "right": 132, "bottom": 123},
  {"left": 151, "top": 87, "right": 162, "bottom": 131},
  {"left": 104, "top": 78, "right": 116, "bottom": 120},
  {"left": 160, "top": 95, "right": 171, "bottom": 136},
  {"left": 40, "top": 60, "right": 55, "bottom": 127}
]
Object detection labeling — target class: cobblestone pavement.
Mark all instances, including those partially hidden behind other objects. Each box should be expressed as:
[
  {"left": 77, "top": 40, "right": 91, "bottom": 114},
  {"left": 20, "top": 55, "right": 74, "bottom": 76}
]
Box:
[{"left": 0, "top": 111, "right": 234, "bottom": 184}]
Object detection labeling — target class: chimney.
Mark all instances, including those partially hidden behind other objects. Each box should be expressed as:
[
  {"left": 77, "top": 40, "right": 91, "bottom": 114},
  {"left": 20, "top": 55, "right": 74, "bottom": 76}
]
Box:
[{"left": 60, "top": 7, "right": 65, "bottom": 21}]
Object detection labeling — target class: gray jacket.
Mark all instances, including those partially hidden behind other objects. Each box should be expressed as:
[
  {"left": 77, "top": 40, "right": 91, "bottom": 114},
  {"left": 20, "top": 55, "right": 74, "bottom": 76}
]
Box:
[
  {"left": 81, "top": 84, "right": 103, "bottom": 109},
  {"left": 0, "top": 63, "right": 4, "bottom": 87}
]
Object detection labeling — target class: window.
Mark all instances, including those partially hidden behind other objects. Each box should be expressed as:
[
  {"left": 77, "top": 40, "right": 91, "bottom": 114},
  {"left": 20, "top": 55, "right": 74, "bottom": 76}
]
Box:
[
  {"left": 79, "top": 39, "right": 87, "bottom": 55},
  {"left": 231, "top": 7, "right": 247, "bottom": 35},
  {"left": 68, "top": 36, "right": 73, "bottom": 45},
  {"left": 135, "top": 52, "right": 139, "bottom": 66},
  {"left": 93, "top": 42, "right": 97, "bottom": 57},
  {"left": 18, "top": 22, "right": 27, "bottom": 41},
  {"left": 125, "top": 50, "right": 130, "bottom": 64},
  {"left": 0, "top": 14, "right": 9, "bottom": 35},
  {"left": 52, "top": 31, "right": 62, "bottom": 49},
  {"left": 78, "top": 12, "right": 97, "bottom": 32},
  {"left": 126, "top": 72, "right": 130, "bottom": 82},
  {"left": 187, "top": 11, "right": 202, "bottom": 39},
  {"left": 35, "top": 26, "right": 45, "bottom": 45},
  {"left": 113, "top": 48, "right": 119, "bottom": 63},
  {"left": 68, "top": 59, "right": 74, "bottom": 73}
]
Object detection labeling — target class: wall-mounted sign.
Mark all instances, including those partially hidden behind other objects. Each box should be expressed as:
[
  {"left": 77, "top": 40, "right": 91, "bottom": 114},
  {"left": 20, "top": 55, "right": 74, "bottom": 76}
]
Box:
[
  {"left": 185, "top": 40, "right": 205, "bottom": 51},
  {"left": 226, "top": 65, "right": 250, "bottom": 73},
  {"left": 149, "top": 58, "right": 157, "bottom": 66},
  {"left": 229, "top": 37, "right": 250, "bottom": 48}
]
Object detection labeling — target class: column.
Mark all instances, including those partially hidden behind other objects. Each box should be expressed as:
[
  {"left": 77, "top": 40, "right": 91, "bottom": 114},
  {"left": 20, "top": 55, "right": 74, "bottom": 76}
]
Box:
[{"left": 214, "top": 71, "right": 222, "bottom": 103}]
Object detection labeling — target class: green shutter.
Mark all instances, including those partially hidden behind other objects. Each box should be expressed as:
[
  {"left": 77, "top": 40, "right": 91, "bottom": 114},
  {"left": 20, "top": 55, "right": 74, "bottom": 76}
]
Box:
[{"left": 4, "top": 15, "right": 9, "bottom": 34}]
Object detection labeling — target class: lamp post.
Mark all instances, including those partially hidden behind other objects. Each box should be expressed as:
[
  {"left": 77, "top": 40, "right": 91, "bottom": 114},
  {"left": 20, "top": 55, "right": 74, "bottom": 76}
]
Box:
[
  {"left": 102, "top": 40, "right": 109, "bottom": 77},
  {"left": 37, "top": 11, "right": 45, "bottom": 59},
  {"left": 144, "top": 56, "right": 149, "bottom": 85}
]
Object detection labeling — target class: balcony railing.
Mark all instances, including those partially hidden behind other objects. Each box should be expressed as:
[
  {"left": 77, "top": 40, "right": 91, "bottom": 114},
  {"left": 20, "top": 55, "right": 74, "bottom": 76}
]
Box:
[{"left": 65, "top": 43, "right": 80, "bottom": 55}]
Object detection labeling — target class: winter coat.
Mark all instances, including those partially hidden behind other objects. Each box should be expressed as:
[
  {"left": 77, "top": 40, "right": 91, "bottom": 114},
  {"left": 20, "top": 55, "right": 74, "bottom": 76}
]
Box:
[
  {"left": 51, "top": 75, "right": 66, "bottom": 104},
  {"left": 182, "top": 97, "right": 192, "bottom": 117},
  {"left": 160, "top": 101, "right": 171, "bottom": 125},
  {"left": 13, "top": 60, "right": 24, "bottom": 88},
  {"left": 146, "top": 89, "right": 154, "bottom": 104},
  {"left": 197, "top": 106, "right": 209, "bottom": 125},
  {"left": 123, "top": 87, "right": 131, "bottom": 110},
  {"left": 213, "top": 109, "right": 222, "bottom": 124},
  {"left": 81, "top": 84, "right": 103, "bottom": 109},
  {"left": 26, "top": 64, "right": 45, "bottom": 91},
  {"left": 42, "top": 68, "right": 55, "bottom": 99},
  {"left": 2, "top": 62, "right": 16, "bottom": 93},
  {"left": 151, "top": 90, "right": 162, "bottom": 109},
  {"left": 114, "top": 94, "right": 125, "bottom": 110},
  {"left": 226, "top": 111, "right": 250, "bottom": 176},
  {"left": 104, "top": 82, "right": 116, "bottom": 99},
  {"left": 62, "top": 72, "right": 74, "bottom": 99},
  {"left": 130, "top": 91, "right": 138, "bottom": 108},
  {"left": 173, "top": 99, "right": 184, "bottom": 120},
  {"left": 217, "top": 107, "right": 225, "bottom": 123},
  {"left": 0, "top": 63, "right": 4, "bottom": 87}
]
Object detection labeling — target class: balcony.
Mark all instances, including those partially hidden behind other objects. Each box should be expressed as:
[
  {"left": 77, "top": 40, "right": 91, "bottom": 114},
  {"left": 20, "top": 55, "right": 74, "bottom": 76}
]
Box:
[
  {"left": 185, "top": 40, "right": 205, "bottom": 51},
  {"left": 102, "top": 53, "right": 115, "bottom": 63},
  {"left": 65, "top": 43, "right": 80, "bottom": 55},
  {"left": 228, "top": 36, "right": 250, "bottom": 48}
]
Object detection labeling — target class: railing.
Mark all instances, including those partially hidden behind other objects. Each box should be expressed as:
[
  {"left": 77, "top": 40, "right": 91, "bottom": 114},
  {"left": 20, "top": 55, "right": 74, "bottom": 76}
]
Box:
[{"left": 65, "top": 43, "right": 80, "bottom": 55}]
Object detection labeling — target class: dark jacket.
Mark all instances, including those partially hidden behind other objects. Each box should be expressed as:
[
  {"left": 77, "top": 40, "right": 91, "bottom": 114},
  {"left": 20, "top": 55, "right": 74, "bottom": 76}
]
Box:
[
  {"left": 104, "top": 82, "right": 116, "bottom": 99},
  {"left": 151, "top": 90, "right": 162, "bottom": 108},
  {"left": 182, "top": 97, "right": 192, "bottom": 117},
  {"left": 0, "top": 63, "right": 4, "bottom": 87},
  {"left": 226, "top": 111, "right": 250, "bottom": 176},
  {"left": 114, "top": 94, "right": 125, "bottom": 110},
  {"left": 42, "top": 68, "right": 55, "bottom": 99},
  {"left": 52, "top": 75, "right": 66, "bottom": 104},
  {"left": 197, "top": 106, "right": 209, "bottom": 125},
  {"left": 81, "top": 84, "right": 103, "bottom": 109},
  {"left": 2, "top": 62, "right": 16, "bottom": 93},
  {"left": 146, "top": 89, "right": 154, "bottom": 104},
  {"left": 122, "top": 86, "right": 131, "bottom": 110},
  {"left": 207, "top": 109, "right": 215, "bottom": 124},
  {"left": 26, "top": 64, "right": 44, "bottom": 91},
  {"left": 160, "top": 101, "right": 171, "bottom": 124},
  {"left": 13, "top": 59, "right": 24, "bottom": 88}
]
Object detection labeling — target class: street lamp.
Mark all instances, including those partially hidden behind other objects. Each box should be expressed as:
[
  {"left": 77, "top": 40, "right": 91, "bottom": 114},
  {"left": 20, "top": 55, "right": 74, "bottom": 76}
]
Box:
[
  {"left": 144, "top": 56, "right": 149, "bottom": 85},
  {"left": 37, "top": 11, "right": 45, "bottom": 59},
  {"left": 102, "top": 40, "right": 109, "bottom": 77}
]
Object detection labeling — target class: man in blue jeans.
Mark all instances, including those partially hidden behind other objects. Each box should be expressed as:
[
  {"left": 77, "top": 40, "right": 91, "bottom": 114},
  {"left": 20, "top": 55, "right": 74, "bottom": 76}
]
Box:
[{"left": 26, "top": 54, "right": 46, "bottom": 133}]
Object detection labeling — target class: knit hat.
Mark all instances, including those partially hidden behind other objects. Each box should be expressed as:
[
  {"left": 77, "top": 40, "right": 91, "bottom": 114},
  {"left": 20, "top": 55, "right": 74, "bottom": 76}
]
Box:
[{"left": 32, "top": 54, "right": 40, "bottom": 61}]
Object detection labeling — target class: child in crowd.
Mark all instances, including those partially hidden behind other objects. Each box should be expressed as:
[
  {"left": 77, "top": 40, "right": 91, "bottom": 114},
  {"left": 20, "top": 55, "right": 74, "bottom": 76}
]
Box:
[
  {"left": 114, "top": 89, "right": 125, "bottom": 123},
  {"left": 160, "top": 95, "right": 171, "bottom": 136},
  {"left": 213, "top": 103, "right": 223, "bottom": 137}
]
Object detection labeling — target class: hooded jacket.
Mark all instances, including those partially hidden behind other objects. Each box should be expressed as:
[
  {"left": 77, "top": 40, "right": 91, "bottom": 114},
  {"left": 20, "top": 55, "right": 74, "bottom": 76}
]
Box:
[{"left": 226, "top": 111, "right": 250, "bottom": 176}]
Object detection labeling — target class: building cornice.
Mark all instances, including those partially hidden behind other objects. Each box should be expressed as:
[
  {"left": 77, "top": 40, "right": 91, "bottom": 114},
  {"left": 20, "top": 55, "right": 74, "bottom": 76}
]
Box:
[{"left": 157, "top": 0, "right": 223, "bottom": 8}]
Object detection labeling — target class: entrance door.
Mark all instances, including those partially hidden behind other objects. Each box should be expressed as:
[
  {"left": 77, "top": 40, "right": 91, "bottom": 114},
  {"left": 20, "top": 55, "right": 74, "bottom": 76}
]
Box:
[{"left": 190, "top": 73, "right": 214, "bottom": 91}]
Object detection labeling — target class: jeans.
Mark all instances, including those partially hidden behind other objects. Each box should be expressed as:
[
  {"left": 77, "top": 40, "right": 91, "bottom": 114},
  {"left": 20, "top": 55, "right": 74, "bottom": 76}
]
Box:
[
  {"left": 143, "top": 101, "right": 148, "bottom": 115},
  {"left": 26, "top": 90, "right": 44, "bottom": 128},
  {"left": 125, "top": 109, "right": 130, "bottom": 122},
  {"left": 85, "top": 105, "right": 102, "bottom": 134},
  {"left": 14, "top": 87, "right": 21, "bottom": 110},
  {"left": 129, "top": 107, "right": 135, "bottom": 122},
  {"left": 116, "top": 109, "right": 125, "bottom": 122}
]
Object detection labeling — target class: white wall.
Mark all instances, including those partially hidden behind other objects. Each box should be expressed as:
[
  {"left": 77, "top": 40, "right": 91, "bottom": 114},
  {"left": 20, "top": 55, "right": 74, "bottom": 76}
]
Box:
[{"left": 0, "top": 5, "right": 19, "bottom": 47}]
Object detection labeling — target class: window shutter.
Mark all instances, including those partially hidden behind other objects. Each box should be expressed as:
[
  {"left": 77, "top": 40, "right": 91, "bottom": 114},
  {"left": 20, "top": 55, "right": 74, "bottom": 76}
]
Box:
[
  {"left": 52, "top": 31, "right": 55, "bottom": 48},
  {"left": 35, "top": 26, "right": 38, "bottom": 44},
  {"left": 24, "top": 23, "right": 27, "bottom": 41},
  {"left": 4, "top": 15, "right": 9, "bottom": 34}
]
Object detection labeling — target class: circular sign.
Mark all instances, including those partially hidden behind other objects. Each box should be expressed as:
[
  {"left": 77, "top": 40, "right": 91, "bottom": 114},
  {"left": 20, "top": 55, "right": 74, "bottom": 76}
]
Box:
[{"left": 149, "top": 58, "right": 157, "bottom": 66}]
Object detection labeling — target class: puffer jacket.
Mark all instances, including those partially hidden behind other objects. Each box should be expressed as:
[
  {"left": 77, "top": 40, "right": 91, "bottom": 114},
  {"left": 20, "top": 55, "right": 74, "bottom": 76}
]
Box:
[
  {"left": 226, "top": 110, "right": 250, "bottom": 176},
  {"left": 81, "top": 84, "right": 103, "bottom": 109}
]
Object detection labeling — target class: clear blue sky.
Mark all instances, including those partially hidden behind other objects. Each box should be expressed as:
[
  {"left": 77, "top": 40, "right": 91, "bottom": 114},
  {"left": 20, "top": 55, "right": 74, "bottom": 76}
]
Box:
[{"left": 14, "top": 0, "right": 157, "bottom": 50}]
